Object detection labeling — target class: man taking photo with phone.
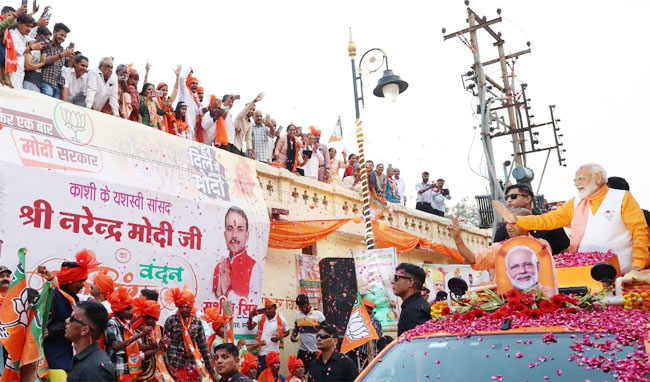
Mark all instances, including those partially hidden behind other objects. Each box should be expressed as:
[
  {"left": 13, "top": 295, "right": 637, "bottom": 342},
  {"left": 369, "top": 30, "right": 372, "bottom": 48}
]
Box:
[{"left": 247, "top": 299, "right": 289, "bottom": 374}]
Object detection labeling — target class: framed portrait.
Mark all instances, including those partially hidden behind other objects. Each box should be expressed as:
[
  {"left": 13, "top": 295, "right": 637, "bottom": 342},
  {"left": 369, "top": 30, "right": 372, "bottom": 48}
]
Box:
[{"left": 495, "top": 236, "right": 558, "bottom": 297}]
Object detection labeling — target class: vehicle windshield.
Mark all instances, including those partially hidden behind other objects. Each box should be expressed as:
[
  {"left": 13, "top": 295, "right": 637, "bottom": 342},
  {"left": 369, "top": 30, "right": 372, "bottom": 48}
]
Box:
[{"left": 361, "top": 332, "right": 635, "bottom": 381}]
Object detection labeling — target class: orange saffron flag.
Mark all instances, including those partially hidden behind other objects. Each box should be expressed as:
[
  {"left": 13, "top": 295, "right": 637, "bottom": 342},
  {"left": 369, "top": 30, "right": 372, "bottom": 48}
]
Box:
[{"left": 340, "top": 293, "right": 379, "bottom": 354}]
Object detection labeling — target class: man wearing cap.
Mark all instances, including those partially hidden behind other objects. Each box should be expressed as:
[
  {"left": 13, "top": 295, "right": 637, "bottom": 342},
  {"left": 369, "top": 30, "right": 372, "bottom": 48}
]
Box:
[
  {"left": 87, "top": 270, "right": 115, "bottom": 314},
  {"left": 46, "top": 249, "right": 101, "bottom": 382},
  {"left": 354, "top": 299, "right": 383, "bottom": 369},
  {"left": 308, "top": 324, "right": 358, "bottom": 382},
  {"left": 247, "top": 299, "right": 289, "bottom": 374},
  {"left": 493, "top": 184, "right": 570, "bottom": 254},
  {"left": 290, "top": 294, "right": 326, "bottom": 372},
  {"left": 163, "top": 287, "right": 219, "bottom": 382}
]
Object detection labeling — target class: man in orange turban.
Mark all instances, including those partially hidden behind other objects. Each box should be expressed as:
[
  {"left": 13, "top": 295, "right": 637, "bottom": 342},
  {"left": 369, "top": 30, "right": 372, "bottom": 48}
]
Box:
[
  {"left": 256, "top": 351, "right": 283, "bottom": 382},
  {"left": 163, "top": 287, "right": 218, "bottom": 382},
  {"left": 239, "top": 352, "right": 258, "bottom": 380},
  {"left": 247, "top": 298, "right": 289, "bottom": 374},
  {"left": 88, "top": 270, "right": 115, "bottom": 313},
  {"left": 45, "top": 249, "right": 101, "bottom": 381},
  {"left": 178, "top": 67, "right": 203, "bottom": 142},
  {"left": 106, "top": 287, "right": 152, "bottom": 381},
  {"left": 287, "top": 354, "right": 305, "bottom": 382},
  {"left": 131, "top": 297, "right": 171, "bottom": 382}
]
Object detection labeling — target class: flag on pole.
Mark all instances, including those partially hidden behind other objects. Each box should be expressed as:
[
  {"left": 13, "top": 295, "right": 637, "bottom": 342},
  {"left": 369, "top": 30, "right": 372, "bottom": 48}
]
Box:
[
  {"left": 328, "top": 116, "right": 343, "bottom": 143},
  {"left": 0, "top": 248, "right": 53, "bottom": 381},
  {"left": 340, "top": 293, "right": 379, "bottom": 354}
]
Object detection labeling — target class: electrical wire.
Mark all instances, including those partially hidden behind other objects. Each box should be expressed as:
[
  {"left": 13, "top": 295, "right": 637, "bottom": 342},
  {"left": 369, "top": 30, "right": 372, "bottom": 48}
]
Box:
[{"left": 467, "top": 126, "right": 488, "bottom": 179}]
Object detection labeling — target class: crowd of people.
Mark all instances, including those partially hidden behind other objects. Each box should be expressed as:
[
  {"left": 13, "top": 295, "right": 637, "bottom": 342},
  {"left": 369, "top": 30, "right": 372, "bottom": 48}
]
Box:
[
  {"left": 0, "top": 246, "right": 436, "bottom": 382},
  {"left": 0, "top": 3, "right": 414, "bottom": 206}
]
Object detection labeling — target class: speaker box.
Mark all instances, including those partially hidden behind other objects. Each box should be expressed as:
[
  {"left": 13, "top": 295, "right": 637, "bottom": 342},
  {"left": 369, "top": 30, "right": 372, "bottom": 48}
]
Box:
[{"left": 319, "top": 257, "right": 357, "bottom": 333}]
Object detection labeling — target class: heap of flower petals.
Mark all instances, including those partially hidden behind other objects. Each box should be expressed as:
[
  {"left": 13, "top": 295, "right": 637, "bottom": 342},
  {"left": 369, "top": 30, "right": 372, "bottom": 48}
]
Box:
[
  {"left": 552, "top": 250, "right": 616, "bottom": 268},
  {"left": 401, "top": 289, "right": 650, "bottom": 380}
]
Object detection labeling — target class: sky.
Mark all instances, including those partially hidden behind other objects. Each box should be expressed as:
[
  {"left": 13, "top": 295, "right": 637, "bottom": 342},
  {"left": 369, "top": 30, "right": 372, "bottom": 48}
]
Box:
[{"left": 34, "top": 0, "right": 650, "bottom": 210}]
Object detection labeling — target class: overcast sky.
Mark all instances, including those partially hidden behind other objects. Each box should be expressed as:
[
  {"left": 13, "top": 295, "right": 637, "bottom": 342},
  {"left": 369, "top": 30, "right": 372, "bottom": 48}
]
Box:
[{"left": 39, "top": 0, "right": 650, "bottom": 210}]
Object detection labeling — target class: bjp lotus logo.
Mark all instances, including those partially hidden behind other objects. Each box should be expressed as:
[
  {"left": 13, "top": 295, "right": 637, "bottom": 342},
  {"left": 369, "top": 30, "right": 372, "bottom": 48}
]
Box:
[
  {"left": 61, "top": 107, "right": 86, "bottom": 142},
  {"left": 344, "top": 309, "right": 372, "bottom": 341},
  {"left": 53, "top": 102, "right": 94, "bottom": 145}
]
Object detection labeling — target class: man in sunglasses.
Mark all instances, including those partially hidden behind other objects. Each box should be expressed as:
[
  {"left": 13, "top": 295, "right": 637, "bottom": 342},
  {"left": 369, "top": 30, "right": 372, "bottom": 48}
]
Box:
[
  {"left": 493, "top": 184, "right": 569, "bottom": 254},
  {"left": 308, "top": 324, "right": 358, "bottom": 382},
  {"left": 66, "top": 301, "right": 116, "bottom": 382},
  {"left": 391, "top": 263, "right": 430, "bottom": 336}
]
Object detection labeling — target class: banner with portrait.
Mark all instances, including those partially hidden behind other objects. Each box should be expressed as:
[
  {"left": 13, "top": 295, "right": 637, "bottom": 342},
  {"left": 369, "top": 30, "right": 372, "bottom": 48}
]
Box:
[
  {"left": 421, "top": 264, "right": 492, "bottom": 302},
  {"left": 0, "top": 88, "right": 270, "bottom": 339},
  {"left": 295, "top": 254, "right": 322, "bottom": 310},
  {"left": 495, "top": 236, "right": 558, "bottom": 297},
  {"left": 350, "top": 247, "right": 399, "bottom": 332}
]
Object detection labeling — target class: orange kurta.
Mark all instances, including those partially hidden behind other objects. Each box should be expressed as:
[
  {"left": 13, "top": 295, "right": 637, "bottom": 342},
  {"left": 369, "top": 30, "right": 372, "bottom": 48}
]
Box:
[{"left": 516, "top": 185, "right": 650, "bottom": 268}]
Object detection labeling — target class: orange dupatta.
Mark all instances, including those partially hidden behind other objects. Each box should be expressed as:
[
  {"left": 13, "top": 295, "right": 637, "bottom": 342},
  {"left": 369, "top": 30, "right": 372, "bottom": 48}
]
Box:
[
  {"left": 153, "top": 325, "right": 172, "bottom": 382},
  {"left": 3, "top": 29, "right": 17, "bottom": 74},
  {"left": 179, "top": 315, "right": 209, "bottom": 379},
  {"left": 215, "top": 116, "right": 229, "bottom": 146},
  {"left": 255, "top": 314, "right": 284, "bottom": 349},
  {"left": 116, "top": 317, "right": 143, "bottom": 376}
]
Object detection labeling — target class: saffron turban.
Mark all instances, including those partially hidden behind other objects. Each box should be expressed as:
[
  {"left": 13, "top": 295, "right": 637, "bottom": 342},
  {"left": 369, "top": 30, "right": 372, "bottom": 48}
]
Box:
[
  {"left": 287, "top": 354, "right": 303, "bottom": 375},
  {"left": 265, "top": 351, "right": 280, "bottom": 367},
  {"left": 127, "top": 63, "right": 137, "bottom": 74},
  {"left": 309, "top": 125, "right": 321, "bottom": 136},
  {"left": 209, "top": 95, "right": 217, "bottom": 106},
  {"left": 93, "top": 270, "right": 115, "bottom": 297},
  {"left": 185, "top": 73, "right": 199, "bottom": 88},
  {"left": 57, "top": 249, "right": 101, "bottom": 285},
  {"left": 240, "top": 353, "right": 258, "bottom": 375},
  {"left": 108, "top": 287, "right": 134, "bottom": 313},
  {"left": 133, "top": 296, "right": 161, "bottom": 319},
  {"left": 196, "top": 86, "right": 204, "bottom": 93},
  {"left": 264, "top": 298, "right": 276, "bottom": 307},
  {"left": 202, "top": 307, "right": 226, "bottom": 331},
  {"left": 157, "top": 82, "right": 167, "bottom": 90},
  {"left": 166, "top": 286, "right": 195, "bottom": 308}
]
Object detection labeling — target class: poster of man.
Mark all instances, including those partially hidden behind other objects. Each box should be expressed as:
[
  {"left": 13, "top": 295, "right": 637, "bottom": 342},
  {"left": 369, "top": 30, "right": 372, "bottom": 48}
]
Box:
[
  {"left": 495, "top": 236, "right": 557, "bottom": 296},
  {"left": 212, "top": 206, "right": 263, "bottom": 301},
  {"left": 421, "top": 264, "right": 490, "bottom": 302}
]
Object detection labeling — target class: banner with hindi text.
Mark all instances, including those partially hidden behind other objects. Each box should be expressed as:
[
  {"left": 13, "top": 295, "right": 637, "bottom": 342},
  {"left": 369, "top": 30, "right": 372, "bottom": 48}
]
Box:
[{"left": 0, "top": 87, "right": 270, "bottom": 339}]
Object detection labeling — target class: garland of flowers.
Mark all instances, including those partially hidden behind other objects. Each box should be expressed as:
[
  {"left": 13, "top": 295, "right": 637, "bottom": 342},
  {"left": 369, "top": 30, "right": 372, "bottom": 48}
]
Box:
[
  {"left": 415, "top": 288, "right": 650, "bottom": 380},
  {"left": 552, "top": 250, "right": 616, "bottom": 268}
]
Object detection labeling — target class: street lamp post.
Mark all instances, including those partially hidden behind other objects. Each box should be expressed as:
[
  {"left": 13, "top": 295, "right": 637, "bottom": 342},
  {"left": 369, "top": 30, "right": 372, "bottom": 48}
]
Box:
[{"left": 348, "top": 28, "right": 408, "bottom": 250}]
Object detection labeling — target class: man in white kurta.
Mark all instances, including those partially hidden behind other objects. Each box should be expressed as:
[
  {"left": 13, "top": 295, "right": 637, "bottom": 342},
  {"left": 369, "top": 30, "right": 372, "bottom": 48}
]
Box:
[
  {"left": 178, "top": 67, "right": 202, "bottom": 141},
  {"left": 495, "top": 163, "right": 650, "bottom": 273}
]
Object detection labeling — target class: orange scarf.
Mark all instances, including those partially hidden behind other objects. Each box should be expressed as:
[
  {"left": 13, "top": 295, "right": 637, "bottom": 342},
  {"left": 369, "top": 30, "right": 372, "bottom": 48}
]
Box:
[
  {"left": 153, "top": 325, "right": 171, "bottom": 382},
  {"left": 57, "top": 287, "right": 77, "bottom": 309},
  {"left": 216, "top": 116, "right": 228, "bottom": 146},
  {"left": 195, "top": 114, "right": 203, "bottom": 143},
  {"left": 569, "top": 185, "right": 608, "bottom": 251},
  {"left": 116, "top": 317, "right": 143, "bottom": 376},
  {"left": 179, "top": 314, "right": 209, "bottom": 379},
  {"left": 255, "top": 314, "right": 284, "bottom": 349},
  {"left": 257, "top": 368, "right": 279, "bottom": 382},
  {"left": 175, "top": 118, "right": 189, "bottom": 136},
  {"left": 3, "top": 28, "right": 17, "bottom": 74}
]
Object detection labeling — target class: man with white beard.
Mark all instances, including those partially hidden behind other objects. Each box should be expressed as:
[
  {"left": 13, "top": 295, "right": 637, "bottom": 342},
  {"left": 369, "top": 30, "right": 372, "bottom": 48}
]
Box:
[
  {"left": 493, "top": 163, "right": 650, "bottom": 274},
  {"left": 504, "top": 246, "right": 553, "bottom": 295}
]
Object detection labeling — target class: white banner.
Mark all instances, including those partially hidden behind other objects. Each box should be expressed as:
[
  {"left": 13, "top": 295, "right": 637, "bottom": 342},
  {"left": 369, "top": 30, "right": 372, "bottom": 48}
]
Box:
[{"left": 0, "top": 88, "right": 270, "bottom": 339}]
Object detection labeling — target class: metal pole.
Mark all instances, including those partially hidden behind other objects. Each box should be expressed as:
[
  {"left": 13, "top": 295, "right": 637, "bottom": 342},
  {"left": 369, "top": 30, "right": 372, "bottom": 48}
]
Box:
[
  {"left": 497, "top": 42, "right": 524, "bottom": 166},
  {"left": 536, "top": 149, "right": 552, "bottom": 195},
  {"left": 349, "top": 29, "right": 375, "bottom": 250}
]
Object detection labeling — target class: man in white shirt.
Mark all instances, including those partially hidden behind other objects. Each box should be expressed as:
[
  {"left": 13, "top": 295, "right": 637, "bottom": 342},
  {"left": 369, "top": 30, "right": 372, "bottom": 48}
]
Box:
[
  {"left": 9, "top": 14, "right": 37, "bottom": 88},
  {"left": 247, "top": 299, "right": 290, "bottom": 373},
  {"left": 84, "top": 57, "right": 119, "bottom": 116},
  {"left": 221, "top": 94, "right": 239, "bottom": 152},
  {"left": 432, "top": 178, "right": 451, "bottom": 217},
  {"left": 415, "top": 171, "right": 435, "bottom": 214},
  {"left": 235, "top": 93, "right": 264, "bottom": 156},
  {"left": 251, "top": 110, "right": 275, "bottom": 163},
  {"left": 61, "top": 55, "right": 88, "bottom": 105},
  {"left": 178, "top": 67, "right": 202, "bottom": 141},
  {"left": 394, "top": 167, "right": 406, "bottom": 205}
]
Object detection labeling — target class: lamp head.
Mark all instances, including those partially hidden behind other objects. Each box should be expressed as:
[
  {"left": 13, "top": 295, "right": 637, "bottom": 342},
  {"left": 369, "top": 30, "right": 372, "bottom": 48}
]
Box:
[
  {"left": 590, "top": 262, "right": 617, "bottom": 284},
  {"left": 373, "top": 69, "right": 408, "bottom": 102},
  {"left": 447, "top": 277, "right": 468, "bottom": 299}
]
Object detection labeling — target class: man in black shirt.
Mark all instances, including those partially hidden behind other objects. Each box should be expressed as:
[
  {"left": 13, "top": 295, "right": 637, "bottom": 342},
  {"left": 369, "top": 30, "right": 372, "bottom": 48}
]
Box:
[
  {"left": 308, "top": 323, "right": 358, "bottom": 382},
  {"left": 214, "top": 343, "right": 252, "bottom": 382},
  {"left": 494, "top": 184, "right": 570, "bottom": 254},
  {"left": 392, "top": 263, "right": 430, "bottom": 335},
  {"left": 66, "top": 301, "right": 116, "bottom": 382}
]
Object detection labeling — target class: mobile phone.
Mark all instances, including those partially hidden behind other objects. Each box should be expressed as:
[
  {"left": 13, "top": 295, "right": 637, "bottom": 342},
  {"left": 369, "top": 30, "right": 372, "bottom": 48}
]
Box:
[
  {"left": 38, "top": 36, "right": 45, "bottom": 43},
  {"left": 297, "top": 126, "right": 303, "bottom": 135},
  {"left": 255, "top": 308, "right": 265, "bottom": 315},
  {"left": 44, "top": 12, "right": 51, "bottom": 20},
  {"left": 68, "top": 43, "right": 75, "bottom": 50},
  {"left": 22, "top": 0, "right": 27, "bottom": 7},
  {"left": 233, "top": 95, "right": 240, "bottom": 100}
]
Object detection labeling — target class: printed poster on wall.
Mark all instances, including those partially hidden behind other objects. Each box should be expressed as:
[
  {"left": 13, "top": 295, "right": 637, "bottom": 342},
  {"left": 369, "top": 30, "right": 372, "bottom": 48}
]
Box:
[
  {"left": 0, "top": 87, "right": 270, "bottom": 339},
  {"left": 351, "top": 247, "right": 399, "bottom": 332},
  {"left": 421, "top": 263, "right": 492, "bottom": 302},
  {"left": 295, "top": 254, "right": 322, "bottom": 311}
]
